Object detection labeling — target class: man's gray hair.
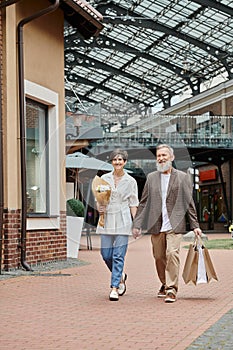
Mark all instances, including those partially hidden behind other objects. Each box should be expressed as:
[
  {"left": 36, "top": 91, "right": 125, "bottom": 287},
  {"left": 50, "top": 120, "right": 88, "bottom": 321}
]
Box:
[{"left": 156, "top": 144, "right": 174, "bottom": 157}]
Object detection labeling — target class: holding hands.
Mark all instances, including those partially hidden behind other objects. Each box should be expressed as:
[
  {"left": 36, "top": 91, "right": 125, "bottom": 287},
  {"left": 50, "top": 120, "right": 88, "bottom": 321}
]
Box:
[{"left": 132, "top": 227, "right": 142, "bottom": 239}]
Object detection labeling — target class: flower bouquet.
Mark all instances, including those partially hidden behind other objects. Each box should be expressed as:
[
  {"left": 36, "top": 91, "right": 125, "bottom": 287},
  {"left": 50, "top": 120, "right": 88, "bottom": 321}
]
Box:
[{"left": 92, "top": 175, "right": 111, "bottom": 227}]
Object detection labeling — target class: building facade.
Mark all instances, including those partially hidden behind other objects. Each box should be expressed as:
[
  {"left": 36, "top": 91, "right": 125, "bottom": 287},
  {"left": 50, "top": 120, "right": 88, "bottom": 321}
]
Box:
[{"left": 0, "top": 0, "right": 103, "bottom": 271}]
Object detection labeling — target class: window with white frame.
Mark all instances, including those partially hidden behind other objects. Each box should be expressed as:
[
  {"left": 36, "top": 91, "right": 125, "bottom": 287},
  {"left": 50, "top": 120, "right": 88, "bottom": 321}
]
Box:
[
  {"left": 25, "top": 80, "right": 60, "bottom": 230},
  {"left": 26, "top": 99, "right": 48, "bottom": 215}
]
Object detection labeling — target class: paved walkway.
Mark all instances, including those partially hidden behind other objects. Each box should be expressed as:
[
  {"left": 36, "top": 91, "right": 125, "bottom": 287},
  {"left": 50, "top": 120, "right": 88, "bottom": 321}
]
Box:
[{"left": 0, "top": 233, "right": 233, "bottom": 350}]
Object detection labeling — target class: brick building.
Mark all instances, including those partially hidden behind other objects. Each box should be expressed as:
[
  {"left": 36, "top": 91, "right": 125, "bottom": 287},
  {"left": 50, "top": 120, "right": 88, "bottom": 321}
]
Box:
[{"left": 0, "top": 0, "right": 103, "bottom": 271}]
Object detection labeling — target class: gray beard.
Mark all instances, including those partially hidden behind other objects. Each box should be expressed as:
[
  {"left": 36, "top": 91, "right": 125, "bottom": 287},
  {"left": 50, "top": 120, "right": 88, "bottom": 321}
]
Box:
[{"left": 156, "top": 160, "right": 172, "bottom": 173}]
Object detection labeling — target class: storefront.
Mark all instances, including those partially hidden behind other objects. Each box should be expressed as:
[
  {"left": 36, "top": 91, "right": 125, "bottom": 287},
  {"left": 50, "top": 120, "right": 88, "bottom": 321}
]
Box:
[{"left": 197, "top": 166, "right": 230, "bottom": 232}]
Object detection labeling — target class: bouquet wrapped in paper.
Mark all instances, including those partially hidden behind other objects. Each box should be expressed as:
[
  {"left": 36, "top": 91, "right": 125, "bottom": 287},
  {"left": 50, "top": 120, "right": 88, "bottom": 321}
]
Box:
[{"left": 92, "top": 175, "right": 111, "bottom": 227}]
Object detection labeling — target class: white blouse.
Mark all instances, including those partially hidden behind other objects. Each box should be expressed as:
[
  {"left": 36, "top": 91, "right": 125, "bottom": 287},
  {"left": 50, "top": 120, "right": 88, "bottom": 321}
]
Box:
[{"left": 96, "top": 171, "right": 139, "bottom": 235}]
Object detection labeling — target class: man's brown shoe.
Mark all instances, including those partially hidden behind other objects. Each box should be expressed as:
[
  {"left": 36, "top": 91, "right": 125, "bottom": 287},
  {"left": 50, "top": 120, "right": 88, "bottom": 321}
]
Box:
[
  {"left": 165, "top": 292, "right": 176, "bottom": 303},
  {"left": 157, "top": 285, "right": 166, "bottom": 298}
]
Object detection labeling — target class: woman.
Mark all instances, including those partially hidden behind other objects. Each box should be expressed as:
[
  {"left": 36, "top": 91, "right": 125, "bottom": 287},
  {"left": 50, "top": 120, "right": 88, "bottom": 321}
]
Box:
[{"left": 96, "top": 149, "right": 139, "bottom": 301}]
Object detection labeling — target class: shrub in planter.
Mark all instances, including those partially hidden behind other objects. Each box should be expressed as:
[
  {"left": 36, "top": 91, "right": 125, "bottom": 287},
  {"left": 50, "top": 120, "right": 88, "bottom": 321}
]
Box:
[
  {"left": 66, "top": 198, "right": 85, "bottom": 217},
  {"left": 66, "top": 199, "right": 85, "bottom": 258}
]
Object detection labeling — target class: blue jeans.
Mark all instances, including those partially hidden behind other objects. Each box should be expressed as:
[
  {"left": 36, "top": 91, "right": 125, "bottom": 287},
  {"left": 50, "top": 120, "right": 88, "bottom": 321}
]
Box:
[{"left": 101, "top": 234, "right": 128, "bottom": 288}]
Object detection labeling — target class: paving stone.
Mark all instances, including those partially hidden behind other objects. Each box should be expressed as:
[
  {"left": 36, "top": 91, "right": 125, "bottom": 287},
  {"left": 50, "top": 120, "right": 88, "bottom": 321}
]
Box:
[
  {"left": 186, "top": 309, "right": 233, "bottom": 350},
  {"left": 0, "top": 233, "right": 232, "bottom": 350}
]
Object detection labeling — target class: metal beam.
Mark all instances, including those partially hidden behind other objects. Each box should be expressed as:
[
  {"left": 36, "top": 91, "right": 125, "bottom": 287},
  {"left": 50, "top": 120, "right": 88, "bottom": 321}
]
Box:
[
  {"left": 67, "top": 73, "right": 152, "bottom": 106},
  {"left": 65, "top": 88, "right": 97, "bottom": 105},
  {"left": 98, "top": 2, "right": 232, "bottom": 78},
  {"left": 65, "top": 89, "right": 153, "bottom": 126},
  {"left": 192, "top": 0, "right": 233, "bottom": 16},
  {"left": 100, "top": 2, "right": 228, "bottom": 59},
  {"left": 65, "top": 50, "right": 176, "bottom": 99},
  {"left": 104, "top": 16, "right": 227, "bottom": 59},
  {"left": 75, "top": 35, "right": 201, "bottom": 94},
  {"left": 65, "top": 88, "right": 132, "bottom": 113}
]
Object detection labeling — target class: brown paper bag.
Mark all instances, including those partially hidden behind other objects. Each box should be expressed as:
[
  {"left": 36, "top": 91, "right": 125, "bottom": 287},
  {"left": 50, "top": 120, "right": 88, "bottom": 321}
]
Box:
[
  {"left": 183, "top": 238, "right": 218, "bottom": 285},
  {"left": 203, "top": 247, "right": 218, "bottom": 282},
  {"left": 182, "top": 243, "right": 199, "bottom": 285}
]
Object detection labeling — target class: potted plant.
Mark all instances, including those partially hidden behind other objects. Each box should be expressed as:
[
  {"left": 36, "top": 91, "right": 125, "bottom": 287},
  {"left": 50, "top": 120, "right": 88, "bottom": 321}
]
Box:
[{"left": 66, "top": 198, "right": 85, "bottom": 258}]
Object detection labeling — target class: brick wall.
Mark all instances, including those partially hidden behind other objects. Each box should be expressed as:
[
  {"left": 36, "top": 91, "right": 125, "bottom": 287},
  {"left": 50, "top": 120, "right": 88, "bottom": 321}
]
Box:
[
  {"left": 190, "top": 101, "right": 222, "bottom": 116},
  {"left": 3, "top": 210, "right": 21, "bottom": 270},
  {"left": 226, "top": 96, "right": 233, "bottom": 115},
  {"left": 3, "top": 210, "right": 67, "bottom": 271},
  {"left": 189, "top": 96, "right": 233, "bottom": 116}
]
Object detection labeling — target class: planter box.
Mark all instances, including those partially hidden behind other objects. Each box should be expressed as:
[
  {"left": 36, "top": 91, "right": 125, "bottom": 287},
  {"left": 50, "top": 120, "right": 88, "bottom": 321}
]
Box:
[{"left": 66, "top": 216, "right": 84, "bottom": 258}]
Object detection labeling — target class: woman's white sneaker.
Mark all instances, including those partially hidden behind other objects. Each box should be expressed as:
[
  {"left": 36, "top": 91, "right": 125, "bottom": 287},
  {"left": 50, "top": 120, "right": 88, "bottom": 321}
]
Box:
[
  {"left": 109, "top": 289, "right": 119, "bottom": 301},
  {"left": 118, "top": 273, "right": 127, "bottom": 296}
]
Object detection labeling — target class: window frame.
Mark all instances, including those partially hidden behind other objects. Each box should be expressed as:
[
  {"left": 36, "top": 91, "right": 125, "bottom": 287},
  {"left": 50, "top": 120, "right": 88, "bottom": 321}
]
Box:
[
  {"left": 25, "top": 80, "right": 60, "bottom": 230},
  {"left": 26, "top": 98, "right": 49, "bottom": 217}
]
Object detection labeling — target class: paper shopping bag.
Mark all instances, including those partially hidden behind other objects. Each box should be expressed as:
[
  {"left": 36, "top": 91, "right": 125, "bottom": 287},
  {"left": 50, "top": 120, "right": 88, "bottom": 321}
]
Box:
[
  {"left": 182, "top": 242, "right": 198, "bottom": 284},
  {"left": 196, "top": 245, "right": 207, "bottom": 284},
  {"left": 183, "top": 238, "right": 218, "bottom": 285},
  {"left": 202, "top": 246, "right": 218, "bottom": 282}
]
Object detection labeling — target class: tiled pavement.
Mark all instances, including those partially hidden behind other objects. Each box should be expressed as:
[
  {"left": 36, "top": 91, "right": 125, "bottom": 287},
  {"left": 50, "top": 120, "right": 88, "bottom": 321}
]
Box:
[{"left": 0, "top": 233, "right": 233, "bottom": 350}]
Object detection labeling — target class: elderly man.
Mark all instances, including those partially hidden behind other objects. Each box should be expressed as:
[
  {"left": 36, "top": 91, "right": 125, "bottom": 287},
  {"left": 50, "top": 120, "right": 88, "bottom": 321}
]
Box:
[{"left": 132, "top": 144, "right": 202, "bottom": 303}]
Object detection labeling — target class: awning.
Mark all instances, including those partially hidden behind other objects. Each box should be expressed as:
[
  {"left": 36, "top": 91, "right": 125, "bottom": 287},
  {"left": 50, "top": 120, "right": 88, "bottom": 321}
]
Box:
[{"left": 60, "top": 0, "right": 104, "bottom": 38}]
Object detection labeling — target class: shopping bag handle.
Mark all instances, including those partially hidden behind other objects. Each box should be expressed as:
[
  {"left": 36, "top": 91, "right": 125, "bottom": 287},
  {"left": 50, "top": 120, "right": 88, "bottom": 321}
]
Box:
[{"left": 194, "top": 235, "right": 205, "bottom": 248}]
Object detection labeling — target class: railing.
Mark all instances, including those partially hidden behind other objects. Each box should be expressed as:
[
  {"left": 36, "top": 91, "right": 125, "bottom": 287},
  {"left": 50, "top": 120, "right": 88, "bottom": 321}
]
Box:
[{"left": 92, "top": 132, "right": 233, "bottom": 149}]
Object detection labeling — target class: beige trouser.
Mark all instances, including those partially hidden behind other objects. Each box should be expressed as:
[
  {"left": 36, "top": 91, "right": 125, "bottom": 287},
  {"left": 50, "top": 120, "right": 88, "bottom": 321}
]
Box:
[{"left": 151, "top": 231, "right": 182, "bottom": 296}]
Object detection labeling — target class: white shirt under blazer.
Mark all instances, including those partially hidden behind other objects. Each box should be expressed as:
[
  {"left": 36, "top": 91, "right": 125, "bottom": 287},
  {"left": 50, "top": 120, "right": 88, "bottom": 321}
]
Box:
[{"left": 133, "top": 168, "right": 200, "bottom": 234}]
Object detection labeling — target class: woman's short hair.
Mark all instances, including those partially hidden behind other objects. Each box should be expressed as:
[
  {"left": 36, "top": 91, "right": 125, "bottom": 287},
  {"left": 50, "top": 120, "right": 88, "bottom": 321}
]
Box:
[{"left": 109, "top": 149, "right": 128, "bottom": 161}]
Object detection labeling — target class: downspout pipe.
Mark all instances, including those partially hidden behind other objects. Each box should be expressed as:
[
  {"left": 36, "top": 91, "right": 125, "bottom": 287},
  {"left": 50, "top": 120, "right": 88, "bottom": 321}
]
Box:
[
  {"left": 0, "top": 0, "right": 21, "bottom": 9},
  {"left": 0, "top": 0, "right": 23, "bottom": 275},
  {"left": 17, "top": 0, "right": 60, "bottom": 271}
]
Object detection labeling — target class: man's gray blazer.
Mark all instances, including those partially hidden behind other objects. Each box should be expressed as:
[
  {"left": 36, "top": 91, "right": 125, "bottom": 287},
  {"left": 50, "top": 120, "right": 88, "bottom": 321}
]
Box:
[{"left": 133, "top": 168, "right": 200, "bottom": 234}]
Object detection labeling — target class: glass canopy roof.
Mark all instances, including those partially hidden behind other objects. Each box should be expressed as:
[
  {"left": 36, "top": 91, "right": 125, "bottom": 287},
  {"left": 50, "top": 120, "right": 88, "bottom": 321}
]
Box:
[{"left": 64, "top": 0, "right": 233, "bottom": 124}]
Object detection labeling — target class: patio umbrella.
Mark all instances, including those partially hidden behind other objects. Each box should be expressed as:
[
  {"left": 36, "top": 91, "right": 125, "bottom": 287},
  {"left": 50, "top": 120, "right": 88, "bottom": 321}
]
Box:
[
  {"left": 66, "top": 152, "right": 113, "bottom": 171},
  {"left": 66, "top": 152, "right": 113, "bottom": 200}
]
